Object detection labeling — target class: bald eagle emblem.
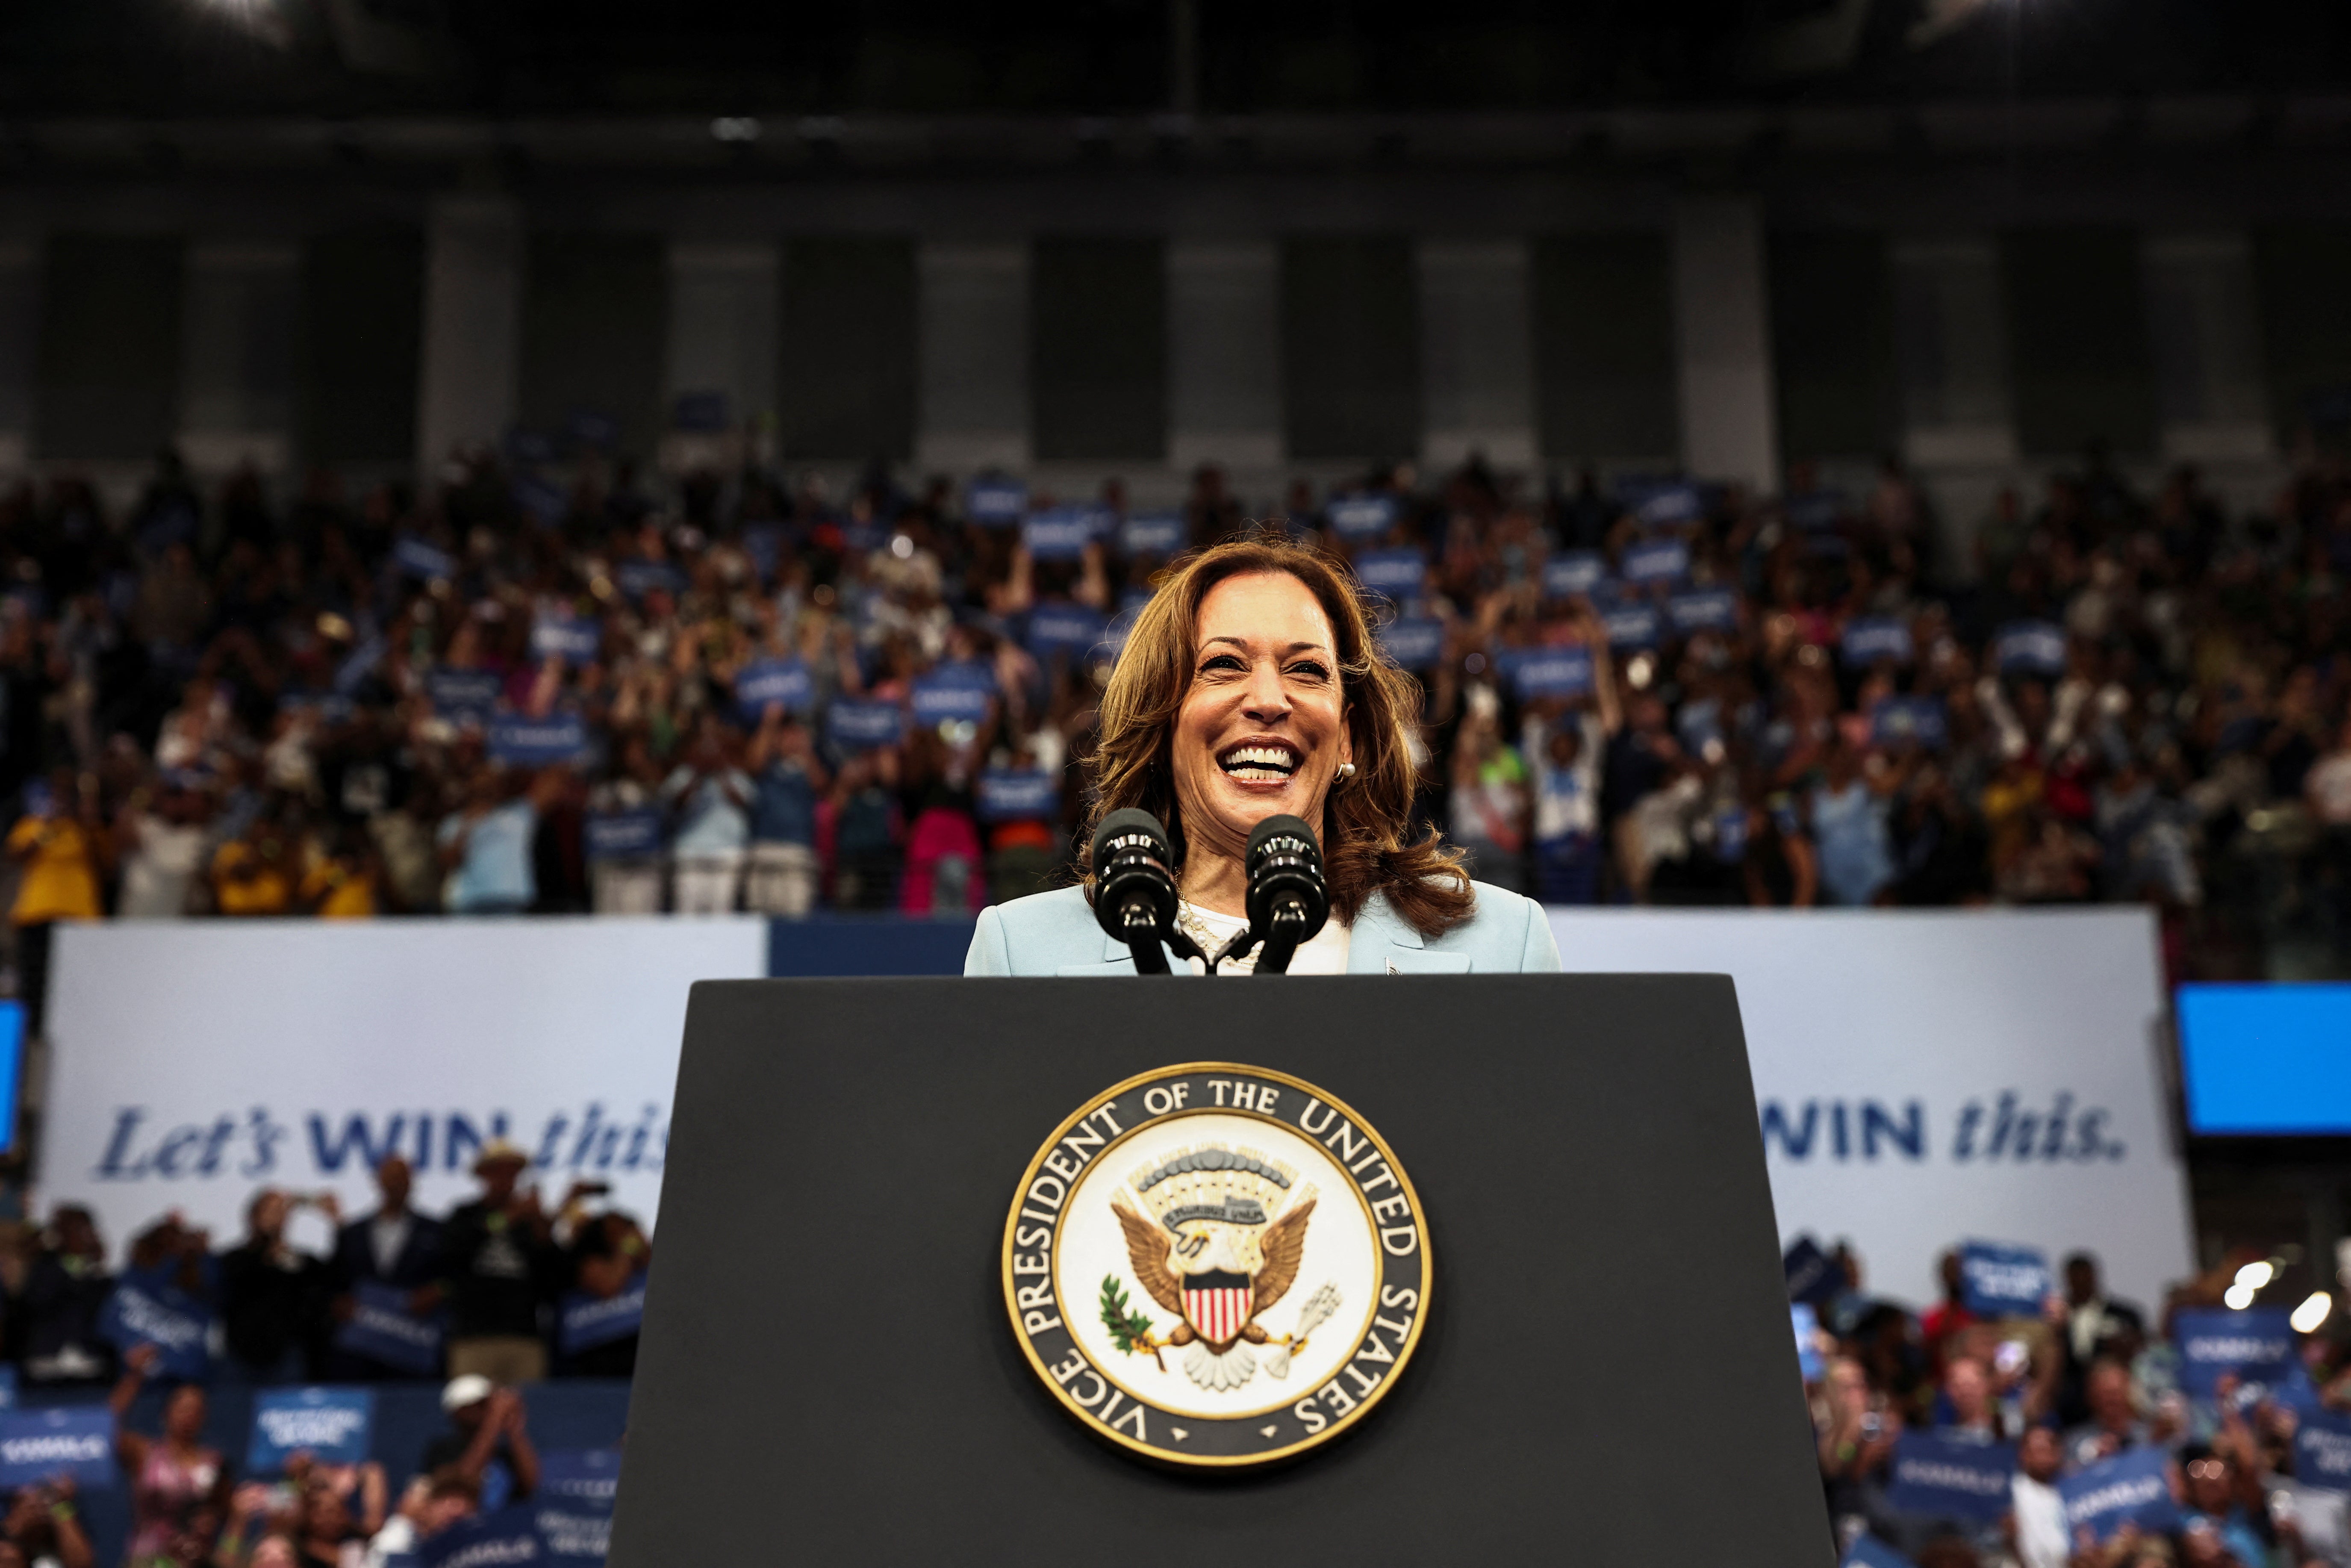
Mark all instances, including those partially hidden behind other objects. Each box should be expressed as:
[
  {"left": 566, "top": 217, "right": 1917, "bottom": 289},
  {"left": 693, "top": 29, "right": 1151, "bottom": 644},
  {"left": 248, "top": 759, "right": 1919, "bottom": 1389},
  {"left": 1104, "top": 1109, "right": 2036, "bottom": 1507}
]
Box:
[{"left": 1103, "top": 1143, "right": 1337, "bottom": 1393}]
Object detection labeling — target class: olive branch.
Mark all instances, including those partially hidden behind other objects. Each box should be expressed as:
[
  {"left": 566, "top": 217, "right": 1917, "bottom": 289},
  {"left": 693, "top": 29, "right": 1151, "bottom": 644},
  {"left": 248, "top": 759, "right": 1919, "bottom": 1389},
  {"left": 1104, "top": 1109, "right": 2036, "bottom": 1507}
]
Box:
[{"left": 1099, "top": 1275, "right": 1165, "bottom": 1368}]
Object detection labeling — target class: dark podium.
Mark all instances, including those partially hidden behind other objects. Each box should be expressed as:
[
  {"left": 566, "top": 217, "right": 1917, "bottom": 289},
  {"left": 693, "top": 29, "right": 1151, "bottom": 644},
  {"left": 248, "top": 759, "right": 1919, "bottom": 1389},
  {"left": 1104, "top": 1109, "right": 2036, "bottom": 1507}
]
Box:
[{"left": 608, "top": 975, "right": 1830, "bottom": 1566}]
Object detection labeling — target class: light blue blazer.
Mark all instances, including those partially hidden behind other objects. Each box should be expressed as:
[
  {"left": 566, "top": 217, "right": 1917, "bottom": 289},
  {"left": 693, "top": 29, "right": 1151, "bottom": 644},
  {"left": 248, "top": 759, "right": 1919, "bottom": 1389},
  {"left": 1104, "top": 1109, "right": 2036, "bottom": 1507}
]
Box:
[{"left": 963, "top": 882, "right": 1562, "bottom": 976}]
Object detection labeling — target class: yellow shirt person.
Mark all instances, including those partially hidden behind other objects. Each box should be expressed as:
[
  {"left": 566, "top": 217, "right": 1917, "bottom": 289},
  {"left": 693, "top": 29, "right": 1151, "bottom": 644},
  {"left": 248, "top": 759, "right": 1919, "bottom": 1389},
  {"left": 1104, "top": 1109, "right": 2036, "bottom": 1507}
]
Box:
[{"left": 6, "top": 813, "right": 103, "bottom": 925}]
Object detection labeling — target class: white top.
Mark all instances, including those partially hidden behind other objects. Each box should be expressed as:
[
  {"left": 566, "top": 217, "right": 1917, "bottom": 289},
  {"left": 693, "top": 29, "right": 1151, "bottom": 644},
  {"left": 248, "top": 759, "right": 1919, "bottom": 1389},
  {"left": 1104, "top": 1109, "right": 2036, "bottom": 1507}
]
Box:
[
  {"left": 1176, "top": 902, "right": 1352, "bottom": 976},
  {"left": 2011, "top": 1473, "right": 2069, "bottom": 1568}
]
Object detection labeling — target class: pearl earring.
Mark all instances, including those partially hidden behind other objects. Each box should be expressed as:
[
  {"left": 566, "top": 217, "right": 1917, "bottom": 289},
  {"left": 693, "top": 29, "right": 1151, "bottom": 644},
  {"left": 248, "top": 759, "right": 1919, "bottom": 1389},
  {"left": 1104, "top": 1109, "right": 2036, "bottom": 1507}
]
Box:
[{"left": 1338, "top": 762, "right": 1357, "bottom": 780}]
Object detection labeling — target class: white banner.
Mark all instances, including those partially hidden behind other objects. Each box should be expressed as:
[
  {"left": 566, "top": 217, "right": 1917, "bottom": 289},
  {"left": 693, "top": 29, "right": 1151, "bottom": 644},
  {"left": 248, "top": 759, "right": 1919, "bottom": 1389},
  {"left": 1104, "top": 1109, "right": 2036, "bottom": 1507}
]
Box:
[
  {"left": 1550, "top": 907, "right": 2194, "bottom": 1313},
  {"left": 41, "top": 919, "right": 767, "bottom": 1257}
]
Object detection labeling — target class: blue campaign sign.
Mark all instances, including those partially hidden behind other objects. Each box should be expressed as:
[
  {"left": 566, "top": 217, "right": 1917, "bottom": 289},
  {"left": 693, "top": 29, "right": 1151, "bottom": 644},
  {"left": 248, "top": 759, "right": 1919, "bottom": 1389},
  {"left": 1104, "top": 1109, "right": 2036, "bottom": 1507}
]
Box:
[
  {"left": 0, "top": 1408, "right": 116, "bottom": 1491},
  {"left": 97, "top": 1280, "right": 211, "bottom": 1380},
  {"left": 512, "top": 474, "right": 567, "bottom": 529},
  {"left": 1841, "top": 1535, "right": 1916, "bottom": 1568},
  {"left": 1995, "top": 620, "right": 2070, "bottom": 676},
  {"left": 1022, "top": 507, "right": 1096, "bottom": 561},
  {"left": 1379, "top": 617, "right": 1445, "bottom": 671},
  {"left": 584, "top": 809, "right": 663, "bottom": 862},
  {"left": 966, "top": 477, "right": 1028, "bottom": 526},
  {"left": 1635, "top": 483, "right": 1703, "bottom": 529},
  {"left": 1121, "top": 511, "right": 1185, "bottom": 557},
  {"left": 1542, "top": 550, "right": 1609, "bottom": 599},
  {"left": 1511, "top": 647, "right": 1596, "bottom": 700},
  {"left": 1886, "top": 1431, "right": 2018, "bottom": 1522},
  {"left": 487, "top": 713, "right": 590, "bottom": 768},
  {"left": 2173, "top": 1306, "right": 2298, "bottom": 1398},
  {"left": 1792, "top": 1303, "right": 1823, "bottom": 1382},
  {"left": 1959, "top": 1241, "right": 2053, "bottom": 1318},
  {"left": 1621, "top": 538, "right": 1690, "bottom": 584},
  {"left": 1026, "top": 604, "right": 1107, "bottom": 657},
  {"left": 1327, "top": 494, "right": 1399, "bottom": 541},
  {"left": 910, "top": 672, "right": 994, "bottom": 723},
  {"left": 2296, "top": 1409, "right": 2351, "bottom": 1493},
  {"left": 672, "top": 389, "right": 730, "bottom": 433},
  {"left": 394, "top": 536, "right": 456, "bottom": 581},
  {"left": 734, "top": 658, "right": 814, "bottom": 717},
  {"left": 1872, "top": 696, "right": 1950, "bottom": 751},
  {"left": 829, "top": 699, "right": 907, "bottom": 750},
  {"left": 539, "top": 1449, "right": 622, "bottom": 1509},
  {"left": 614, "top": 560, "right": 685, "bottom": 601},
  {"left": 557, "top": 1276, "right": 646, "bottom": 1356},
  {"left": 247, "top": 1387, "right": 374, "bottom": 1474},
  {"left": 978, "top": 769, "right": 1059, "bottom": 823},
  {"left": 427, "top": 668, "right": 504, "bottom": 722},
  {"left": 565, "top": 409, "right": 619, "bottom": 452},
  {"left": 1788, "top": 490, "right": 1847, "bottom": 531},
  {"left": 1353, "top": 548, "right": 1428, "bottom": 599},
  {"left": 1843, "top": 617, "right": 1915, "bottom": 666},
  {"left": 421, "top": 1504, "right": 546, "bottom": 1568},
  {"left": 1784, "top": 1236, "right": 1842, "bottom": 1308},
  {"left": 2060, "top": 1447, "right": 2180, "bottom": 1542},
  {"left": 535, "top": 1451, "right": 621, "bottom": 1568},
  {"left": 333, "top": 1281, "right": 444, "bottom": 1375},
  {"left": 530, "top": 614, "right": 600, "bottom": 665},
  {"left": 1667, "top": 588, "right": 1738, "bottom": 634},
  {"left": 1602, "top": 603, "right": 1662, "bottom": 649}
]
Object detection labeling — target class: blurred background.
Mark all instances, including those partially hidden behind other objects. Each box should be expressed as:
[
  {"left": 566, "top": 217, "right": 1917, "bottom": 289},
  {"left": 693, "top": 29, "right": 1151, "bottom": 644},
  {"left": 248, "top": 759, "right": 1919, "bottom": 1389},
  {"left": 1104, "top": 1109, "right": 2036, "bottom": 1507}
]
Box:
[{"left": 0, "top": 0, "right": 2348, "bottom": 1564}]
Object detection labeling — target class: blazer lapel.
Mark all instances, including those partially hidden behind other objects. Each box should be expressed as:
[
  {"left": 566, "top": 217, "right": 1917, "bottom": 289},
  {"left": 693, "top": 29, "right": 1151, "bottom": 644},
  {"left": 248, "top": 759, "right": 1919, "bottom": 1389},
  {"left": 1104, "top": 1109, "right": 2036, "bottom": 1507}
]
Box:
[{"left": 1348, "top": 892, "right": 1471, "bottom": 974}]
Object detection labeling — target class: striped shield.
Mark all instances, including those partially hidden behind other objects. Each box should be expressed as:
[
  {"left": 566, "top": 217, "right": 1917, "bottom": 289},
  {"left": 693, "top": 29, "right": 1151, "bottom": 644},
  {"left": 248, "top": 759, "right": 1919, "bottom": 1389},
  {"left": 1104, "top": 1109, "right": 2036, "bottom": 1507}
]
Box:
[{"left": 1181, "top": 1269, "right": 1255, "bottom": 1347}]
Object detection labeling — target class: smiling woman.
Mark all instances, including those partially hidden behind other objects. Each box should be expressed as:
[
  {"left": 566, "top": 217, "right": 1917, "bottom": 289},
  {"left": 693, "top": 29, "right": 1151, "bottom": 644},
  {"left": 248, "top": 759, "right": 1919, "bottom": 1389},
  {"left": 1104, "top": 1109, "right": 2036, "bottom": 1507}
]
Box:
[{"left": 965, "top": 531, "right": 1562, "bottom": 976}]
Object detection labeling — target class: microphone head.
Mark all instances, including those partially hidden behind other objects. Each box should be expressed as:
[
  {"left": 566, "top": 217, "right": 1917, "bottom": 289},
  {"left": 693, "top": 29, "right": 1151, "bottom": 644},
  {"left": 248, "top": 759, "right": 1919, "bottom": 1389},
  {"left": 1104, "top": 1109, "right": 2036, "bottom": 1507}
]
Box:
[
  {"left": 1091, "top": 808, "right": 1178, "bottom": 944},
  {"left": 1093, "top": 808, "right": 1172, "bottom": 870},
  {"left": 1246, "top": 814, "right": 1320, "bottom": 870},
  {"left": 1245, "top": 814, "right": 1328, "bottom": 944}
]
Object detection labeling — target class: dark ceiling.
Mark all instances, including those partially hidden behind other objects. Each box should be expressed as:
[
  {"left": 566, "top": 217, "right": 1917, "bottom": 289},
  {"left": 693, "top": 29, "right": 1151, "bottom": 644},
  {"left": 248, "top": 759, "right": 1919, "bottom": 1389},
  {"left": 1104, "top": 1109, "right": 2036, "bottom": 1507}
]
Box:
[{"left": 3, "top": 0, "right": 2348, "bottom": 120}]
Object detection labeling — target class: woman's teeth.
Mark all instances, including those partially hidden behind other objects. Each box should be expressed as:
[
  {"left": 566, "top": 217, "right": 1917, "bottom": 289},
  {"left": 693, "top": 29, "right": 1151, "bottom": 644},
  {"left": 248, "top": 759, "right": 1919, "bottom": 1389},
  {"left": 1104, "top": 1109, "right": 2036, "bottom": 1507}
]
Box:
[{"left": 1222, "top": 746, "right": 1298, "bottom": 781}]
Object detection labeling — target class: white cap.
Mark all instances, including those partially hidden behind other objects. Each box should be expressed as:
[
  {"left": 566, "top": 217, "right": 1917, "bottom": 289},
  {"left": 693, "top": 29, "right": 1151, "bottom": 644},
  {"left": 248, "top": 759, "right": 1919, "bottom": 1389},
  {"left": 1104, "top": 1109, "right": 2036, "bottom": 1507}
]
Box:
[{"left": 442, "top": 1374, "right": 495, "bottom": 1413}]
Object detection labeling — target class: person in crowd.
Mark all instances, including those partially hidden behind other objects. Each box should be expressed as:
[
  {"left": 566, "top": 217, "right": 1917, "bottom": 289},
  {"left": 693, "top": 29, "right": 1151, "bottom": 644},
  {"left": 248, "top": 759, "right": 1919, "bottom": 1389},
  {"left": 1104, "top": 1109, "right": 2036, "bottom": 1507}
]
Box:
[
  {"left": 584, "top": 735, "right": 666, "bottom": 916},
  {"left": 1447, "top": 704, "right": 1530, "bottom": 894},
  {"left": 2062, "top": 1356, "right": 2157, "bottom": 1470},
  {"left": 111, "top": 1345, "right": 229, "bottom": 1568},
  {"left": 828, "top": 749, "right": 904, "bottom": 910},
  {"left": 1919, "top": 1250, "right": 1977, "bottom": 1382},
  {"left": 1933, "top": 1354, "right": 2003, "bottom": 1441},
  {"left": 113, "top": 773, "right": 210, "bottom": 921},
  {"left": 218, "top": 1189, "right": 336, "bottom": 1383},
  {"left": 362, "top": 1472, "right": 477, "bottom": 1567},
  {"left": 2056, "top": 1252, "right": 2147, "bottom": 1426},
  {"left": 206, "top": 800, "right": 297, "bottom": 918},
  {"left": 1816, "top": 1355, "right": 1901, "bottom": 1540},
  {"left": 1743, "top": 796, "right": 1818, "bottom": 908},
  {"left": 2005, "top": 1424, "right": 2068, "bottom": 1568},
  {"left": 743, "top": 705, "right": 827, "bottom": 917},
  {"left": 297, "top": 825, "right": 381, "bottom": 919},
  {"left": 434, "top": 1141, "right": 565, "bottom": 1385},
  {"left": 2177, "top": 1439, "right": 2271, "bottom": 1568},
  {"left": 1522, "top": 662, "right": 1615, "bottom": 905},
  {"left": 6, "top": 770, "right": 106, "bottom": 1039},
  {"left": 436, "top": 767, "right": 562, "bottom": 916},
  {"left": 1809, "top": 741, "right": 1896, "bottom": 907},
  {"left": 562, "top": 1205, "right": 651, "bottom": 1379},
  {"left": 662, "top": 714, "right": 753, "bottom": 915},
  {"left": 419, "top": 1381, "right": 539, "bottom": 1513},
  {"left": 327, "top": 1154, "right": 445, "bottom": 1378},
  {"left": 0, "top": 1479, "right": 93, "bottom": 1568},
  {"left": 286, "top": 1458, "right": 388, "bottom": 1568},
  {"left": 20, "top": 1205, "right": 113, "bottom": 1385}
]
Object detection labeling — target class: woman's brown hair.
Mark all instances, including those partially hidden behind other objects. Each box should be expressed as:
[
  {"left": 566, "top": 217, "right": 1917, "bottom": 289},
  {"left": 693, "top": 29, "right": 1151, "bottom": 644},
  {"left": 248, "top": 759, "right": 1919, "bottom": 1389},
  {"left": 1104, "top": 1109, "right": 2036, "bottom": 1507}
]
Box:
[{"left": 1081, "top": 530, "right": 1475, "bottom": 939}]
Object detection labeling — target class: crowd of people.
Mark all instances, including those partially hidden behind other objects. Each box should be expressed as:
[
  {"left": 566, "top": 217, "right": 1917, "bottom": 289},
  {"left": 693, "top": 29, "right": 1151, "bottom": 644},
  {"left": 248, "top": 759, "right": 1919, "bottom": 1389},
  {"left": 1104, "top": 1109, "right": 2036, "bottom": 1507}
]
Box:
[
  {"left": 1811, "top": 1245, "right": 2351, "bottom": 1568},
  {"left": 0, "top": 443, "right": 2345, "bottom": 1019},
  {"left": 0, "top": 1142, "right": 638, "bottom": 1566}
]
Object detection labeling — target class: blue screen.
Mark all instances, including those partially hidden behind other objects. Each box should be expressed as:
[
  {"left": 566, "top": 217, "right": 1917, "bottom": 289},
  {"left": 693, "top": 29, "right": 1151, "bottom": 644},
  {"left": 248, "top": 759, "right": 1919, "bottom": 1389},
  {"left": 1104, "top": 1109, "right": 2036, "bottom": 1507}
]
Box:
[
  {"left": 2176, "top": 983, "right": 2351, "bottom": 1135},
  {"left": 0, "top": 1001, "right": 21, "bottom": 1153}
]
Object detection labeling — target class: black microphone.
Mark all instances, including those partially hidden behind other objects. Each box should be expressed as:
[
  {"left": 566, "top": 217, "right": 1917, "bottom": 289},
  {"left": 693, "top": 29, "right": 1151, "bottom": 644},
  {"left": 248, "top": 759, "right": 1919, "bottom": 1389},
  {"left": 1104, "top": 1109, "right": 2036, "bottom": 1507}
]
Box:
[
  {"left": 1089, "top": 809, "right": 1204, "bottom": 976},
  {"left": 1237, "top": 814, "right": 1329, "bottom": 975}
]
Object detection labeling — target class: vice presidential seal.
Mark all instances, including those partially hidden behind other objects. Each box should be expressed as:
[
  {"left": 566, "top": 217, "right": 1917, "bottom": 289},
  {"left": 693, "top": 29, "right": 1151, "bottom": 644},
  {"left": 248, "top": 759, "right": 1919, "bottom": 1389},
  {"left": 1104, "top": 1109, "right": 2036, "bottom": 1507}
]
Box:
[{"left": 1002, "top": 1063, "right": 1430, "bottom": 1468}]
